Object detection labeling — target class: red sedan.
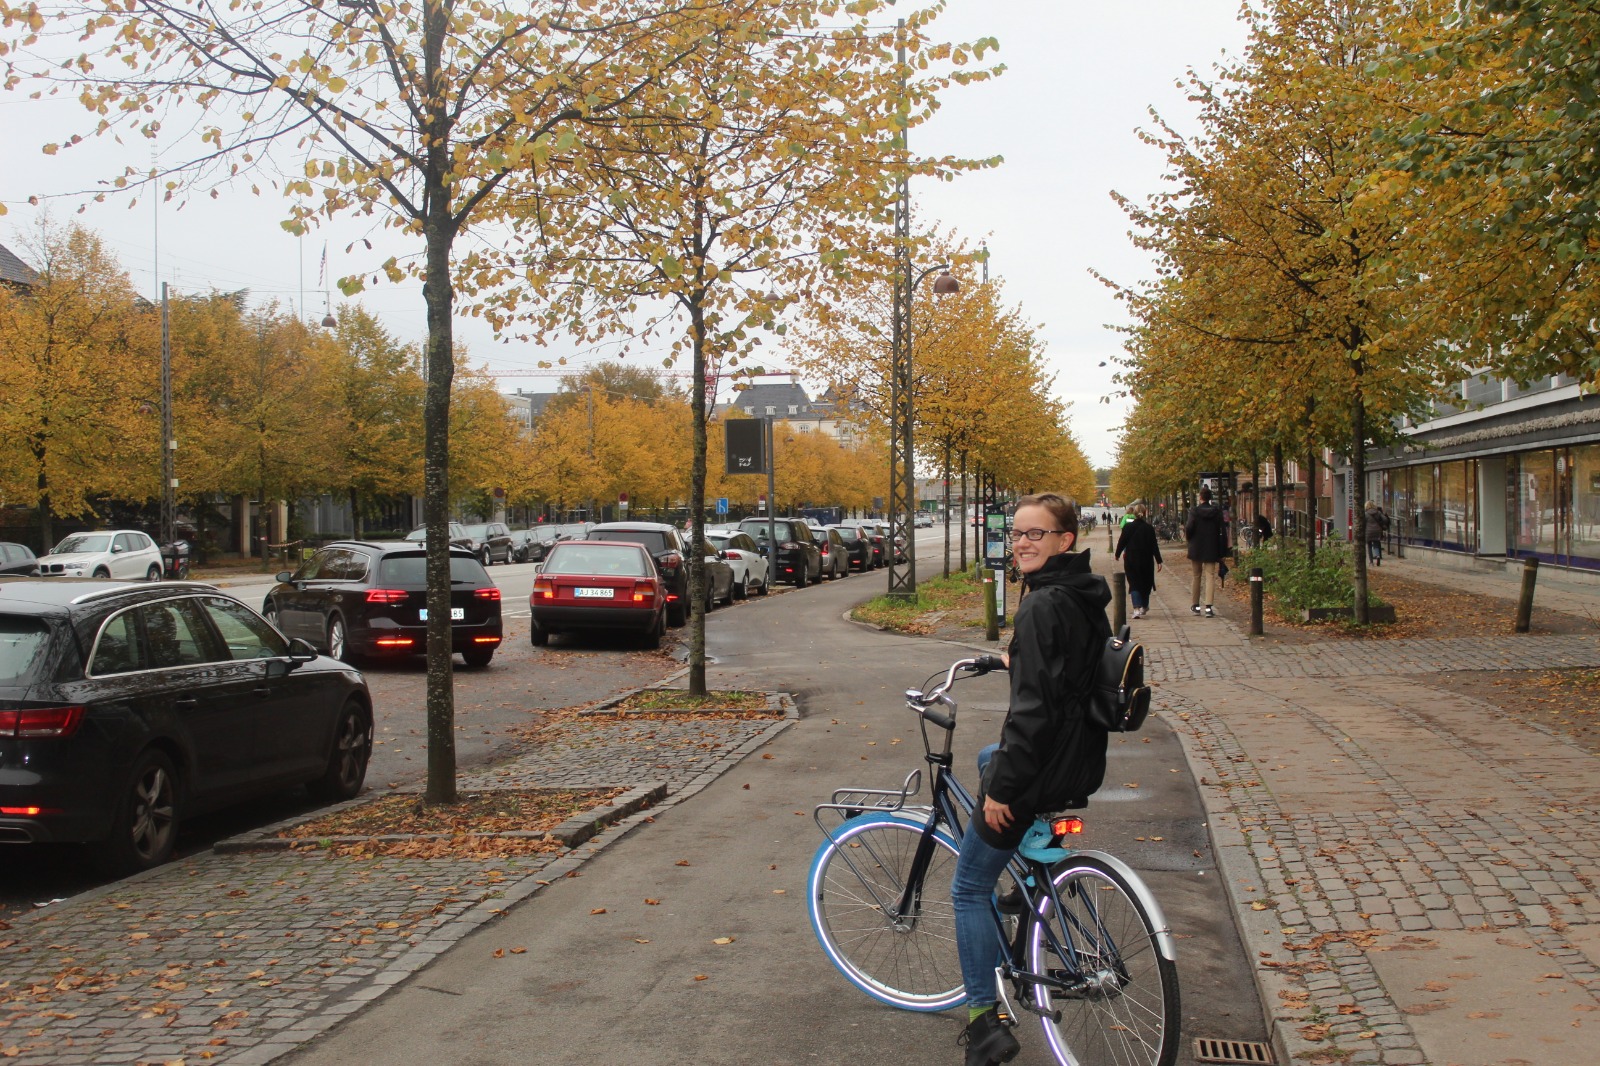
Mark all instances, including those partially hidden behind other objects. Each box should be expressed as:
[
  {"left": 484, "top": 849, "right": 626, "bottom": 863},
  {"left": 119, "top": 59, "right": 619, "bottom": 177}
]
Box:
[{"left": 530, "top": 541, "right": 667, "bottom": 648}]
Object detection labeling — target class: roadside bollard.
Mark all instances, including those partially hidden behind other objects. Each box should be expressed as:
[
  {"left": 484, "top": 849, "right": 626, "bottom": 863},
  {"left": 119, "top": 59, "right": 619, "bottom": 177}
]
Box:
[
  {"left": 1112, "top": 571, "right": 1127, "bottom": 632},
  {"left": 1515, "top": 557, "right": 1539, "bottom": 633},
  {"left": 1249, "top": 566, "right": 1264, "bottom": 636},
  {"left": 984, "top": 570, "right": 999, "bottom": 642}
]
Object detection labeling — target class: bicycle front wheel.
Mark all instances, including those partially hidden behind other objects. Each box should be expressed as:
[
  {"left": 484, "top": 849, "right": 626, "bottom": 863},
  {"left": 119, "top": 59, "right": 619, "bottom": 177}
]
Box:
[
  {"left": 807, "top": 814, "right": 964, "bottom": 1011},
  {"left": 1028, "top": 855, "right": 1180, "bottom": 1066}
]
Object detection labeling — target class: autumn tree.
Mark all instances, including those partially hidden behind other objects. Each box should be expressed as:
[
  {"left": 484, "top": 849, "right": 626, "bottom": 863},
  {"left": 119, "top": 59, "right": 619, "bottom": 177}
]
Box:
[
  {"left": 499, "top": 2, "right": 998, "bottom": 694},
  {"left": 0, "top": 222, "right": 158, "bottom": 546}
]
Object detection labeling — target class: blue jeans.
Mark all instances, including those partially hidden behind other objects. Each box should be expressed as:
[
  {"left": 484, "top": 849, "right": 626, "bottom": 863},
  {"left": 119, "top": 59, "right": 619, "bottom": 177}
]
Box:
[
  {"left": 951, "top": 743, "right": 1016, "bottom": 1008},
  {"left": 1129, "top": 587, "right": 1147, "bottom": 610}
]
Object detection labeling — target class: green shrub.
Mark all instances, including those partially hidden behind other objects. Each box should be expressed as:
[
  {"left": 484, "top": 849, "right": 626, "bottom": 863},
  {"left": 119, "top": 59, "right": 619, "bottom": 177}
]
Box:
[{"left": 1237, "top": 541, "right": 1384, "bottom": 617}]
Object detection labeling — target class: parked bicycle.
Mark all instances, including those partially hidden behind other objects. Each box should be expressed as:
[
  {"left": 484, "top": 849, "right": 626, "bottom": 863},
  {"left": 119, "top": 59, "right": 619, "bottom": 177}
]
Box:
[{"left": 807, "top": 656, "right": 1179, "bottom": 1066}]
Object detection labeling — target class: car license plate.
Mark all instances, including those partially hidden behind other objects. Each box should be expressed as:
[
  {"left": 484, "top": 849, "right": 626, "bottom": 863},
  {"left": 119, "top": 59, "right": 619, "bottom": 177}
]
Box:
[
  {"left": 418, "top": 608, "right": 466, "bottom": 620},
  {"left": 575, "top": 587, "right": 614, "bottom": 599}
]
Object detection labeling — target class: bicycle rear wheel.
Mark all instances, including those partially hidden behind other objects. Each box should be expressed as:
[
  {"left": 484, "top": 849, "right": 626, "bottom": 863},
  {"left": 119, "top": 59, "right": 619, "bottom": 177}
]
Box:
[
  {"left": 807, "top": 814, "right": 964, "bottom": 1011},
  {"left": 1028, "top": 855, "right": 1179, "bottom": 1066}
]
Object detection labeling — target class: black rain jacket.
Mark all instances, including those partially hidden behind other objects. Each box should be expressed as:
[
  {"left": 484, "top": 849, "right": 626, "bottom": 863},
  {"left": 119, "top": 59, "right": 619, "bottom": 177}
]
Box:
[{"left": 978, "top": 550, "right": 1111, "bottom": 849}]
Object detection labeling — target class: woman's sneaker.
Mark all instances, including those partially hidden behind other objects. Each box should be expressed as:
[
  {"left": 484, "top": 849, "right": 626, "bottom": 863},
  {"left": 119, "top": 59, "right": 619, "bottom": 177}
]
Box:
[
  {"left": 1204, "top": 606, "right": 1215, "bottom": 617},
  {"left": 958, "top": 1009, "right": 1020, "bottom": 1066}
]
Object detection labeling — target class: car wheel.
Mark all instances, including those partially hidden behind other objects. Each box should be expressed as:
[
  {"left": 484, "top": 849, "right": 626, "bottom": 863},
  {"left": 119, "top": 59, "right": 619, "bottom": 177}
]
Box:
[
  {"left": 262, "top": 601, "right": 279, "bottom": 628},
  {"left": 795, "top": 564, "right": 808, "bottom": 589},
  {"left": 462, "top": 647, "right": 495, "bottom": 668},
  {"left": 307, "top": 701, "right": 371, "bottom": 801},
  {"left": 668, "top": 601, "right": 687, "bottom": 627},
  {"left": 641, "top": 613, "right": 664, "bottom": 650},
  {"left": 734, "top": 573, "right": 750, "bottom": 600},
  {"left": 100, "top": 748, "right": 179, "bottom": 875},
  {"left": 479, "top": 547, "right": 491, "bottom": 567},
  {"left": 146, "top": 563, "right": 163, "bottom": 581},
  {"left": 530, "top": 621, "right": 550, "bottom": 647},
  {"left": 756, "top": 575, "right": 769, "bottom": 596},
  {"left": 327, "top": 614, "right": 355, "bottom": 663},
  {"left": 92, "top": 566, "right": 110, "bottom": 579}
]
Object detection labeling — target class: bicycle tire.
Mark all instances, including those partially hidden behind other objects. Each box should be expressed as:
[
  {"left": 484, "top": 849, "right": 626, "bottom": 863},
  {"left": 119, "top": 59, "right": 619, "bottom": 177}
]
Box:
[
  {"left": 1028, "top": 854, "right": 1180, "bottom": 1066},
  {"left": 807, "top": 814, "right": 964, "bottom": 1011}
]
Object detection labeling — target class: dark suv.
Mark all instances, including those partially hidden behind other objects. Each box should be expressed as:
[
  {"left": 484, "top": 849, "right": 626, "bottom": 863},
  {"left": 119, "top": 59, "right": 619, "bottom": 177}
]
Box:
[
  {"left": 584, "top": 522, "right": 692, "bottom": 626},
  {"left": 461, "top": 522, "right": 514, "bottom": 566},
  {"left": 263, "top": 541, "right": 504, "bottom": 667},
  {"left": 0, "top": 578, "right": 372, "bottom": 873},
  {"left": 737, "top": 518, "right": 824, "bottom": 587}
]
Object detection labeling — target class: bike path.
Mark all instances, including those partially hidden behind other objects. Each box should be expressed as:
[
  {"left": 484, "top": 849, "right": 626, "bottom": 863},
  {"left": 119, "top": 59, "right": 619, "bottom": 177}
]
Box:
[
  {"left": 280, "top": 559, "right": 1261, "bottom": 1065},
  {"left": 1114, "top": 556, "right": 1600, "bottom": 1066}
]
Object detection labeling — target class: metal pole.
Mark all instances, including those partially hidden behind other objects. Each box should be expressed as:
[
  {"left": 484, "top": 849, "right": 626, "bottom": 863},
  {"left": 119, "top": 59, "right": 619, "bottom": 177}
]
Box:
[
  {"left": 1111, "top": 571, "right": 1127, "bottom": 632},
  {"left": 160, "top": 282, "right": 174, "bottom": 548},
  {"left": 984, "top": 568, "right": 998, "bottom": 642},
  {"left": 887, "top": 19, "right": 916, "bottom": 600},
  {"left": 1249, "top": 566, "right": 1264, "bottom": 636},
  {"left": 1514, "top": 557, "right": 1538, "bottom": 633},
  {"left": 766, "top": 416, "right": 777, "bottom": 578}
]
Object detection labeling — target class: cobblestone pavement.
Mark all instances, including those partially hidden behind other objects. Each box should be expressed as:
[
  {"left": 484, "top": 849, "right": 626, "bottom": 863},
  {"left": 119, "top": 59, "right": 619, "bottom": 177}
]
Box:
[
  {"left": 0, "top": 691, "right": 788, "bottom": 1065},
  {"left": 1126, "top": 557, "right": 1600, "bottom": 1066}
]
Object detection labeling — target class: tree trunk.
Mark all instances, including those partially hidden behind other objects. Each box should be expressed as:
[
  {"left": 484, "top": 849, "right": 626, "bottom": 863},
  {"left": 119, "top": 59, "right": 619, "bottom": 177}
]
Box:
[
  {"left": 958, "top": 450, "right": 968, "bottom": 573},
  {"left": 420, "top": 0, "right": 459, "bottom": 806},
  {"left": 1305, "top": 446, "right": 1317, "bottom": 560},
  {"left": 1351, "top": 391, "right": 1370, "bottom": 625},
  {"left": 1272, "top": 443, "right": 1286, "bottom": 543},
  {"left": 31, "top": 430, "right": 52, "bottom": 550},
  {"left": 687, "top": 299, "right": 709, "bottom": 697},
  {"left": 942, "top": 439, "right": 951, "bottom": 578}
]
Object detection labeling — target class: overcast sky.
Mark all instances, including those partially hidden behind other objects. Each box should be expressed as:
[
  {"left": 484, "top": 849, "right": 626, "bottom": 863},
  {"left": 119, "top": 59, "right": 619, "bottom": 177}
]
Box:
[{"left": 0, "top": 1, "right": 1250, "bottom": 469}]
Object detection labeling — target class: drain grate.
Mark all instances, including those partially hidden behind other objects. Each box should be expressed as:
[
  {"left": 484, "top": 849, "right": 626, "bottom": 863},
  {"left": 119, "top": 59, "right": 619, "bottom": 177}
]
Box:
[{"left": 1193, "top": 1037, "right": 1274, "bottom": 1065}]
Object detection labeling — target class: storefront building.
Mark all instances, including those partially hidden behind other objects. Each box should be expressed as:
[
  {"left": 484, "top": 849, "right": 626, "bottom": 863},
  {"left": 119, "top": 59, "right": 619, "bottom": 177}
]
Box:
[{"left": 1365, "top": 373, "right": 1600, "bottom": 571}]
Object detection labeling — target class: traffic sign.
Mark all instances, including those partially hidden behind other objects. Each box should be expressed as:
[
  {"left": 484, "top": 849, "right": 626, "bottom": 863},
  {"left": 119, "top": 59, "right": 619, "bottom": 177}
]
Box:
[{"left": 716, "top": 497, "right": 729, "bottom": 515}]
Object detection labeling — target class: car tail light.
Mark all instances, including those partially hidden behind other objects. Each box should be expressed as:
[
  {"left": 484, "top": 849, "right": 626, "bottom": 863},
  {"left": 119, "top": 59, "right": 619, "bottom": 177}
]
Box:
[
  {"left": 0, "top": 705, "right": 86, "bottom": 739},
  {"left": 472, "top": 636, "right": 501, "bottom": 645},
  {"left": 474, "top": 587, "right": 501, "bottom": 601},
  {"left": 366, "top": 588, "right": 409, "bottom": 605},
  {"left": 1, "top": 805, "right": 62, "bottom": 816},
  {"left": 632, "top": 580, "right": 657, "bottom": 605},
  {"left": 375, "top": 636, "right": 415, "bottom": 648},
  {"left": 533, "top": 579, "right": 555, "bottom": 601}
]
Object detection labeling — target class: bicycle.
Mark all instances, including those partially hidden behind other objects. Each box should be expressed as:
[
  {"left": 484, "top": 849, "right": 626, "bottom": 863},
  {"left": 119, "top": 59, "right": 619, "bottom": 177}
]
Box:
[{"left": 807, "top": 656, "right": 1180, "bottom": 1066}]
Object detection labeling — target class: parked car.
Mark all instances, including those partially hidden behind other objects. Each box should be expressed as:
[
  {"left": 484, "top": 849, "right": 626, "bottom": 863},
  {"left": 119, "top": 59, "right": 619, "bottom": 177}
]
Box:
[
  {"left": 0, "top": 542, "right": 39, "bottom": 576},
  {"left": 914, "top": 512, "right": 935, "bottom": 528},
  {"left": 0, "top": 577, "right": 372, "bottom": 873},
  {"left": 814, "top": 526, "right": 851, "bottom": 580},
  {"left": 39, "top": 530, "right": 164, "bottom": 581},
  {"left": 510, "top": 527, "right": 556, "bottom": 564},
  {"left": 736, "top": 518, "right": 823, "bottom": 587},
  {"left": 827, "top": 524, "right": 873, "bottom": 573},
  {"left": 584, "top": 522, "right": 693, "bottom": 626},
  {"left": 403, "top": 522, "right": 474, "bottom": 551},
  {"left": 530, "top": 541, "right": 667, "bottom": 648},
  {"left": 697, "top": 543, "right": 738, "bottom": 610},
  {"left": 704, "top": 529, "right": 770, "bottom": 598},
  {"left": 837, "top": 520, "right": 886, "bottom": 568},
  {"left": 460, "top": 521, "right": 514, "bottom": 566},
  {"left": 262, "top": 541, "right": 503, "bottom": 667}
]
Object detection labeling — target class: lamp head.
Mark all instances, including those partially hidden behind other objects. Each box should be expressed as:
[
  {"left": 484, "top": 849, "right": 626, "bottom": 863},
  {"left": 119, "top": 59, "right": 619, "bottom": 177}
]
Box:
[
  {"left": 932, "top": 271, "right": 960, "bottom": 295},
  {"left": 321, "top": 311, "right": 337, "bottom": 328}
]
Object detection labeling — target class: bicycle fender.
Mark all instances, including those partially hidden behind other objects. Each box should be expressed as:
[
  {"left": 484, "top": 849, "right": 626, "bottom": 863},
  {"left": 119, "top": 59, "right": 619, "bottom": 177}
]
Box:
[{"left": 1070, "top": 850, "right": 1179, "bottom": 962}]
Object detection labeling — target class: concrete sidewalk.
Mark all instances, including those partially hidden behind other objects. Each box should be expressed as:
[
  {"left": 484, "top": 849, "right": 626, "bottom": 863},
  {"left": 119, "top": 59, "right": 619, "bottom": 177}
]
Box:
[{"left": 1131, "top": 551, "right": 1600, "bottom": 1065}]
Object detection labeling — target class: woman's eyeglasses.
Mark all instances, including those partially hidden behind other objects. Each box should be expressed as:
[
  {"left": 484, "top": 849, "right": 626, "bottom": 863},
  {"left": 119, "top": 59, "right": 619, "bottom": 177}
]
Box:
[{"left": 1008, "top": 528, "right": 1066, "bottom": 542}]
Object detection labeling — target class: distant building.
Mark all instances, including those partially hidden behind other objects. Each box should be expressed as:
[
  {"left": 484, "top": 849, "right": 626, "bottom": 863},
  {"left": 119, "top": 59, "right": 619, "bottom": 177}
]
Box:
[
  {"left": 503, "top": 389, "right": 556, "bottom": 435},
  {"left": 0, "top": 241, "right": 40, "bottom": 291},
  {"left": 713, "top": 378, "right": 869, "bottom": 448}
]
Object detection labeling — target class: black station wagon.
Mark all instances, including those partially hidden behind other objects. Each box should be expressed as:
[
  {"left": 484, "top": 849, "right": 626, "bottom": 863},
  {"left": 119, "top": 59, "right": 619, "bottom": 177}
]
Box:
[{"left": 0, "top": 578, "right": 372, "bottom": 873}]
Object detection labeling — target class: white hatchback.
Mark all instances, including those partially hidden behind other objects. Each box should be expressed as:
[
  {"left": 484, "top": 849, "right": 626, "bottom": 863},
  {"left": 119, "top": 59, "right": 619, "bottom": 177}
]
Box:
[
  {"left": 704, "top": 528, "right": 771, "bottom": 598},
  {"left": 40, "top": 530, "right": 165, "bottom": 580}
]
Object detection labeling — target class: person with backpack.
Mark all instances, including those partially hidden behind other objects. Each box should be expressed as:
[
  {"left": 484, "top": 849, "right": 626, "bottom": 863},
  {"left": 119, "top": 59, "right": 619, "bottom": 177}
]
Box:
[
  {"left": 950, "top": 492, "right": 1110, "bottom": 1066},
  {"left": 1364, "top": 500, "right": 1391, "bottom": 566},
  {"left": 1114, "top": 502, "right": 1162, "bottom": 619},
  {"left": 1184, "top": 486, "right": 1228, "bottom": 617}
]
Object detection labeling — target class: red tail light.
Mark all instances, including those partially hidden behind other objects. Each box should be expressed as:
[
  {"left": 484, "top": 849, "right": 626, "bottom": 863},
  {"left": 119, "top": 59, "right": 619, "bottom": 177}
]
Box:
[
  {"left": 632, "top": 580, "right": 657, "bottom": 605},
  {"left": 366, "top": 588, "right": 409, "bottom": 605},
  {"left": 374, "top": 637, "right": 415, "bottom": 648},
  {"left": 472, "top": 636, "right": 501, "bottom": 645},
  {"left": 0, "top": 706, "right": 86, "bottom": 738},
  {"left": 474, "top": 587, "right": 501, "bottom": 601},
  {"left": 533, "top": 579, "right": 555, "bottom": 601},
  {"left": 1051, "top": 816, "right": 1084, "bottom": 836},
  {"left": 1, "top": 806, "right": 62, "bottom": 816}
]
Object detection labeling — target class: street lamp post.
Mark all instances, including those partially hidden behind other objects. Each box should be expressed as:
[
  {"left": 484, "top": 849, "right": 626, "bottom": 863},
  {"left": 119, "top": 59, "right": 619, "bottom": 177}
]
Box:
[{"left": 159, "top": 283, "right": 175, "bottom": 549}]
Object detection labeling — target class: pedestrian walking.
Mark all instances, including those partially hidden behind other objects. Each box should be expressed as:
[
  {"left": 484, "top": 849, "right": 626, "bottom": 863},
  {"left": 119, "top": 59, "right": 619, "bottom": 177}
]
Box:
[
  {"left": 1184, "top": 487, "right": 1228, "bottom": 617},
  {"left": 1114, "top": 503, "right": 1162, "bottom": 619},
  {"left": 1255, "top": 512, "right": 1273, "bottom": 544},
  {"left": 1364, "top": 500, "right": 1391, "bottom": 566},
  {"left": 952, "top": 492, "right": 1110, "bottom": 1066}
]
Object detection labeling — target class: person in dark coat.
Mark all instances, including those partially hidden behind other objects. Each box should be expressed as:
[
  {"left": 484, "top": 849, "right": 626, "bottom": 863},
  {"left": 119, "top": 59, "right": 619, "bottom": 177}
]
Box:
[
  {"left": 1184, "top": 487, "right": 1228, "bottom": 617},
  {"left": 1255, "top": 512, "right": 1273, "bottom": 544},
  {"left": 1364, "top": 500, "right": 1391, "bottom": 565},
  {"left": 1114, "top": 502, "right": 1162, "bottom": 619},
  {"left": 949, "top": 492, "right": 1109, "bottom": 1066}
]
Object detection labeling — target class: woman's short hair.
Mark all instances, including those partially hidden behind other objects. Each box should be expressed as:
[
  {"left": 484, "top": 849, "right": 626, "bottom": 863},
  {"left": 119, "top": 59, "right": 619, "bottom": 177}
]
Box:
[{"left": 1017, "top": 493, "right": 1079, "bottom": 537}]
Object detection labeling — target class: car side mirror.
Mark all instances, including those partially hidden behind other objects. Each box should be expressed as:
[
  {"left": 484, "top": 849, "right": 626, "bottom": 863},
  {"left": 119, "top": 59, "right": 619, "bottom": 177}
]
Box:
[{"left": 275, "top": 571, "right": 294, "bottom": 584}]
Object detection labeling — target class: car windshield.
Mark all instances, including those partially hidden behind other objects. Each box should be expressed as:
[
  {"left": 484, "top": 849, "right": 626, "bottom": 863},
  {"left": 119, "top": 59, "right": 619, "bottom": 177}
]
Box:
[
  {"left": 403, "top": 528, "right": 426, "bottom": 541},
  {"left": 587, "top": 529, "right": 669, "bottom": 554},
  {"left": 462, "top": 524, "right": 490, "bottom": 538},
  {"left": 52, "top": 534, "right": 111, "bottom": 555},
  {"left": 741, "top": 520, "right": 797, "bottom": 542},
  {"left": 542, "top": 544, "right": 650, "bottom": 577},
  {"left": 833, "top": 527, "right": 859, "bottom": 541},
  {"left": 377, "top": 553, "right": 491, "bottom": 586},
  {"left": 0, "top": 616, "right": 51, "bottom": 685}
]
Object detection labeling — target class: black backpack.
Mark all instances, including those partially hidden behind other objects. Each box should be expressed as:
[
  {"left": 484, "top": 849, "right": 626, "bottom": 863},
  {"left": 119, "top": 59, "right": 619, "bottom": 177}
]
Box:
[{"left": 1066, "top": 590, "right": 1153, "bottom": 733}]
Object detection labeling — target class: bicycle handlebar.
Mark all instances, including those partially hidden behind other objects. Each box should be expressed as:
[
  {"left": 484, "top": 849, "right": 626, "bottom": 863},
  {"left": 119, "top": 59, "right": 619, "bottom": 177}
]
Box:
[{"left": 905, "top": 655, "right": 1008, "bottom": 729}]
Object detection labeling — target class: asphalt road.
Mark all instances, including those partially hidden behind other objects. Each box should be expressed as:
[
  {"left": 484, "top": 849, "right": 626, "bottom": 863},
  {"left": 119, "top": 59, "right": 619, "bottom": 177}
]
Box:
[{"left": 281, "top": 540, "right": 1268, "bottom": 1066}]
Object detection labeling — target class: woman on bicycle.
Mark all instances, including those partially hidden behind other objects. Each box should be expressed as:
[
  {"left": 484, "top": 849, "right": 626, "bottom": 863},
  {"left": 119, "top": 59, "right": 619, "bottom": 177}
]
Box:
[{"left": 953, "top": 492, "right": 1111, "bottom": 1066}]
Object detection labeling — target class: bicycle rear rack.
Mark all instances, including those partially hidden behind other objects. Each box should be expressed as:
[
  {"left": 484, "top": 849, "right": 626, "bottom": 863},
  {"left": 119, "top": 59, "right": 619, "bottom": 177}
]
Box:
[{"left": 812, "top": 768, "right": 922, "bottom": 838}]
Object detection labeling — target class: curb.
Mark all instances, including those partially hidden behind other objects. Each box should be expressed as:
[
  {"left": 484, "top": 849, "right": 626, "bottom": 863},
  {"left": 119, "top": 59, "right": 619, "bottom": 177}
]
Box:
[
  {"left": 211, "top": 783, "right": 669, "bottom": 854},
  {"left": 578, "top": 688, "right": 795, "bottom": 718}
]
